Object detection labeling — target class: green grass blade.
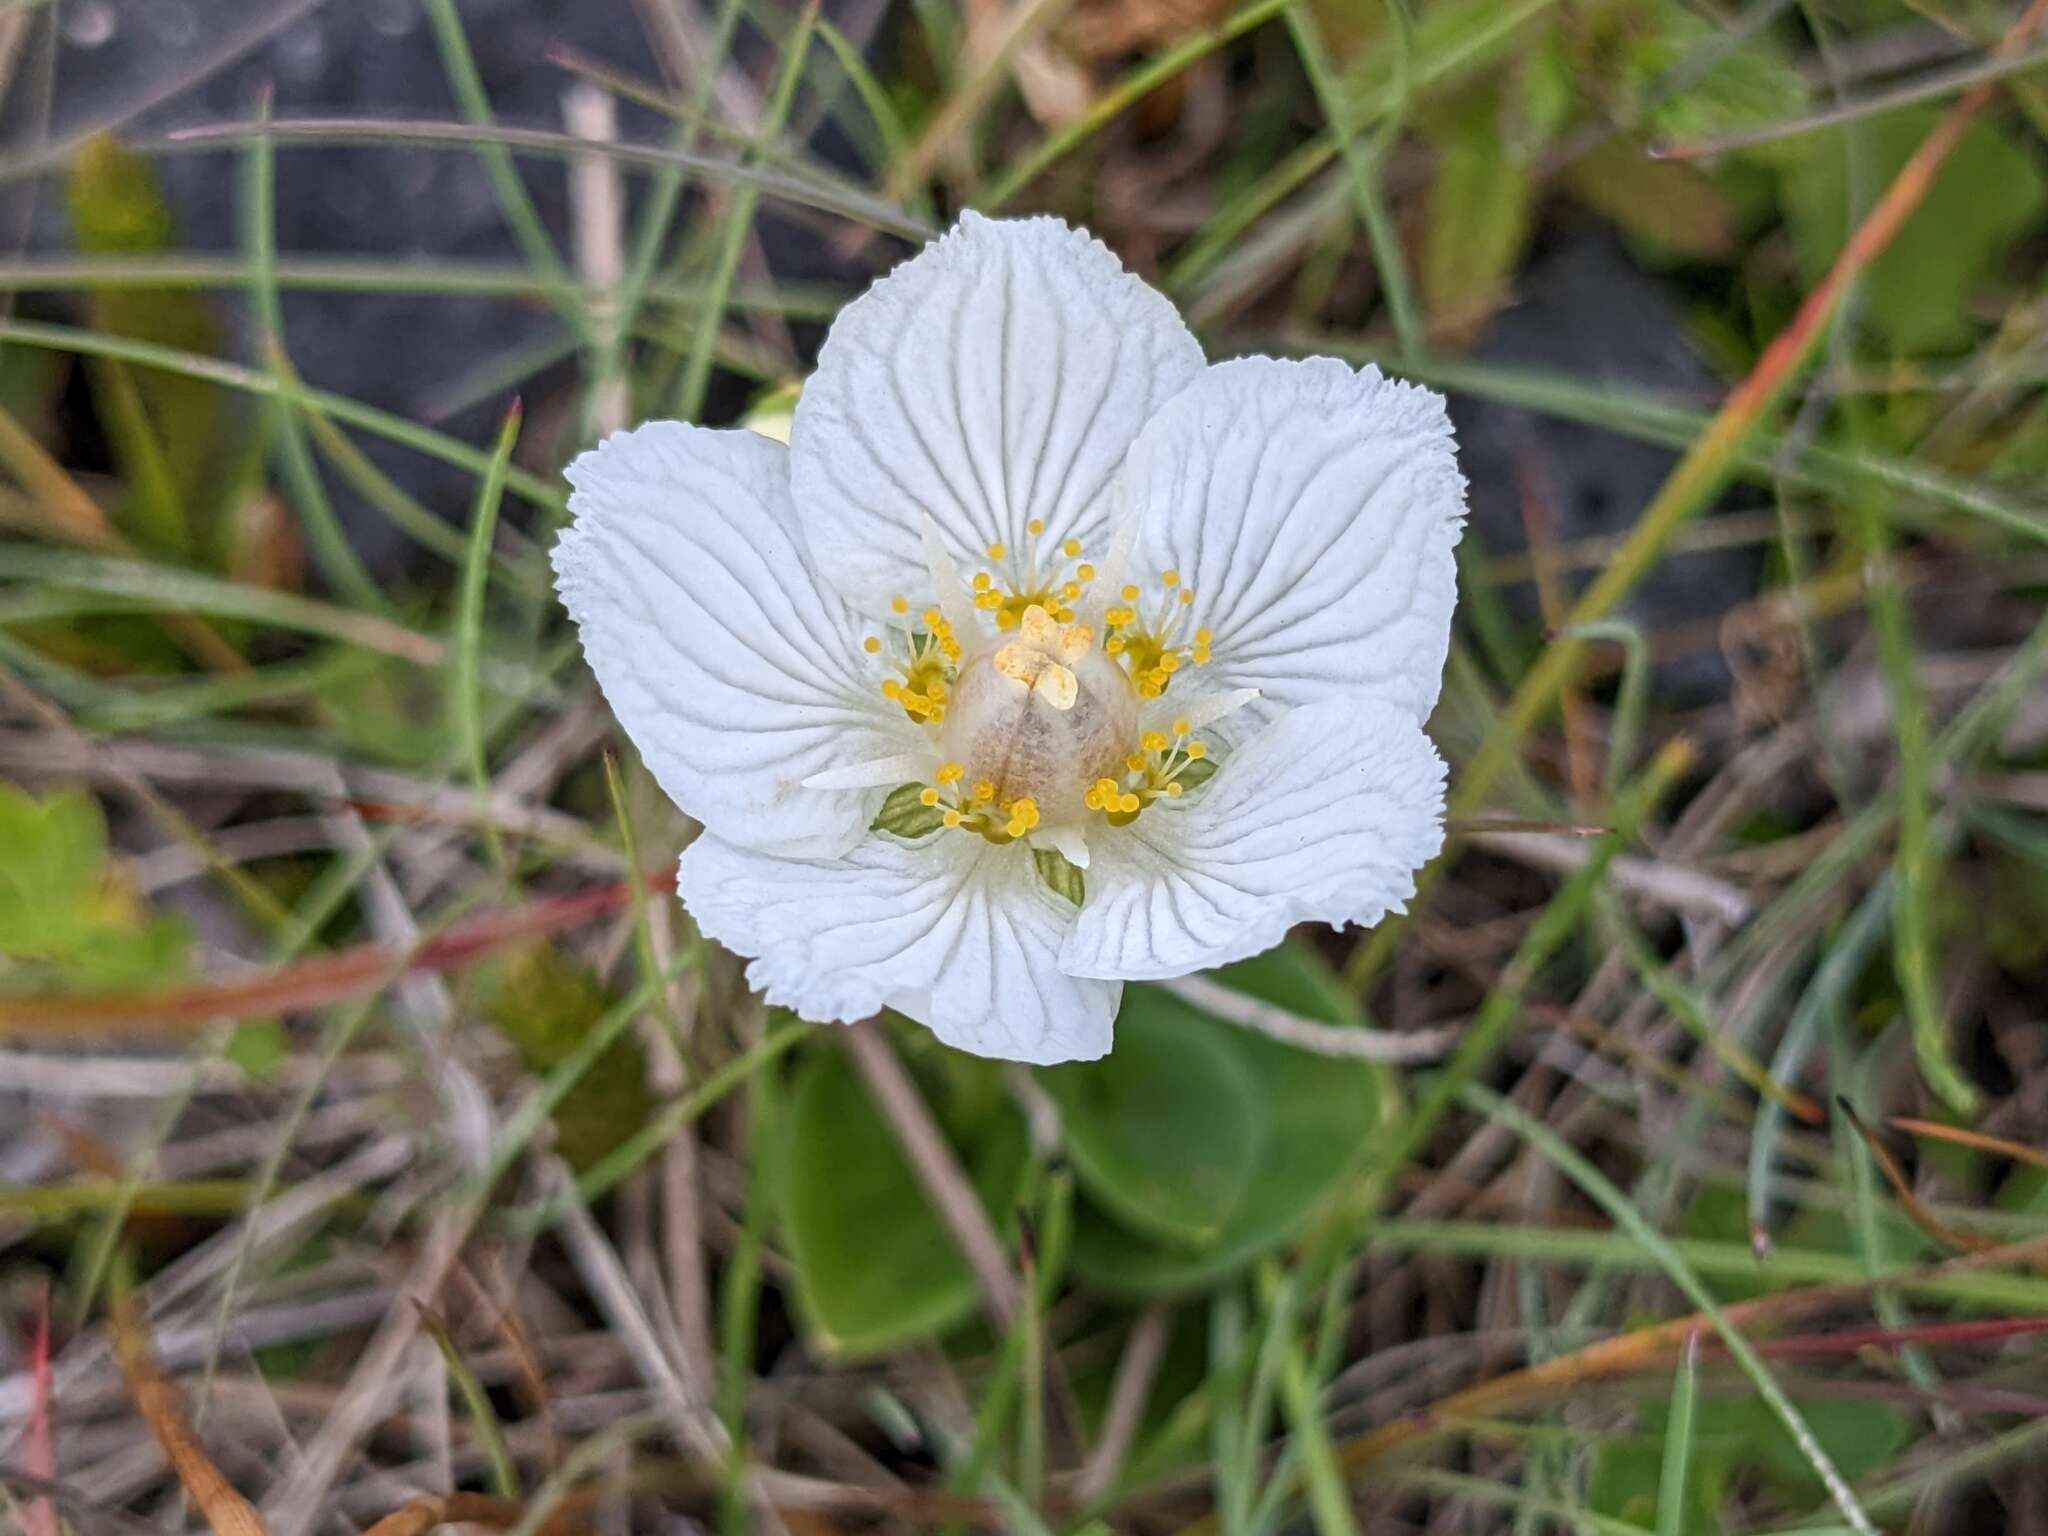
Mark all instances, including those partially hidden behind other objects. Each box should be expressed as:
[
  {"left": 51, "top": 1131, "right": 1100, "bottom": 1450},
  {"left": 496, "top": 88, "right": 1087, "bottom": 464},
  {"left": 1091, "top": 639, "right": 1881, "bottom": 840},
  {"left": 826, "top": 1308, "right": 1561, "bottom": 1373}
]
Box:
[
  {"left": 241, "top": 96, "right": 384, "bottom": 612},
  {"left": 422, "top": 0, "right": 586, "bottom": 338},
  {"left": 1655, "top": 1330, "right": 1702, "bottom": 1536},
  {"left": 0, "top": 317, "right": 566, "bottom": 514},
  {"left": 1286, "top": 5, "right": 1421, "bottom": 361},
  {"left": 672, "top": 4, "right": 819, "bottom": 422},
  {"left": 1463, "top": 1084, "right": 1880, "bottom": 1536},
  {"left": 453, "top": 400, "right": 522, "bottom": 877}
]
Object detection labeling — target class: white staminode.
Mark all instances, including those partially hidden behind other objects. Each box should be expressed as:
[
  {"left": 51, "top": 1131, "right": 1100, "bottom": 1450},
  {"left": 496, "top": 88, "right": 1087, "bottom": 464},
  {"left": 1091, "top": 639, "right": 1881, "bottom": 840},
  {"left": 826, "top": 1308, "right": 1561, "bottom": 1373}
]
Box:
[{"left": 553, "top": 212, "right": 1465, "bottom": 1065}]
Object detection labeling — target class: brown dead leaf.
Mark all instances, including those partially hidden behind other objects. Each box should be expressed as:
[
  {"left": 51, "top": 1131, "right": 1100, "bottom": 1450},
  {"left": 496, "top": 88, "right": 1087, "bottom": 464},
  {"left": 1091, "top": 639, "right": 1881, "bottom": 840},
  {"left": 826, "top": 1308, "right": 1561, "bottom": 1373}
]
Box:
[{"left": 111, "top": 1290, "right": 268, "bottom": 1536}]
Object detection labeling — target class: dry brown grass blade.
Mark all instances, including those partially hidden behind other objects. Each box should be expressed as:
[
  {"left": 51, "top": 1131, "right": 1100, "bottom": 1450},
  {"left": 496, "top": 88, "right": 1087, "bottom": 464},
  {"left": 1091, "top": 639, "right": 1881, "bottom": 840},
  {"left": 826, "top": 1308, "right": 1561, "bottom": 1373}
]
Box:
[
  {"left": 1839, "top": 1099, "right": 1998, "bottom": 1255},
  {"left": 1890, "top": 1115, "right": 2048, "bottom": 1172},
  {"left": 0, "top": 870, "right": 675, "bottom": 1038},
  {"left": 110, "top": 1290, "right": 268, "bottom": 1536}
]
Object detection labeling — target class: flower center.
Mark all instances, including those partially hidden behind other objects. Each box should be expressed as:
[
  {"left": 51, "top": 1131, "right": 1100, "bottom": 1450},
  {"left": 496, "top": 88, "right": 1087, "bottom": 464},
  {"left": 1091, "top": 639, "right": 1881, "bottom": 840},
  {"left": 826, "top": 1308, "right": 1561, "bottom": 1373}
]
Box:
[{"left": 936, "top": 603, "right": 1138, "bottom": 831}]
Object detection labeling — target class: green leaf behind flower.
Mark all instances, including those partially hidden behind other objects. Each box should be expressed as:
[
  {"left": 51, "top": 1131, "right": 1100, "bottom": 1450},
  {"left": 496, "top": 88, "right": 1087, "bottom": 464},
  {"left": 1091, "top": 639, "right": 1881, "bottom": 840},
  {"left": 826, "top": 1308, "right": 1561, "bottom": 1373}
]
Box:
[
  {"left": 872, "top": 781, "right": 944, "bottom": 839},
  {"left": 1056, "top": 944, "right": 1386, "bottom": 1294}
]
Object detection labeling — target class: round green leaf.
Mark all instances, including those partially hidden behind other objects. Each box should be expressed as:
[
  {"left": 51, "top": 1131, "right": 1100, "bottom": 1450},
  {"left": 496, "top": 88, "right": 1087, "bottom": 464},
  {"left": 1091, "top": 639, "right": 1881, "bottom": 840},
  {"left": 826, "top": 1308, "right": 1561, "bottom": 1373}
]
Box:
[
  {"left": 1039, "top": 993, "right": 1258, "bottom": 1248},
  {"left": 1068, "top": 945, "right": 1386, "bottom": 1295},
  {"left": 777, "top": 1045, "right": 1027, "bottom": 1359}
]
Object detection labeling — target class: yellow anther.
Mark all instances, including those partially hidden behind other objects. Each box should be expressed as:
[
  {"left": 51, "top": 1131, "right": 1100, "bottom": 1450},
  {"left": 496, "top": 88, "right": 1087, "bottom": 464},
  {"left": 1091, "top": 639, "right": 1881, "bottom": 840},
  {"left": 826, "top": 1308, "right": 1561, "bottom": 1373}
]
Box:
[
  {"left": 1118, "top": 792, "right": 1140, "bottom": 813},
  {"left": 973, "top": 781, "right": 995, "bottom": 803},
  {"left": 987, "top": 541, "right": 1007, "bottom": 560},
  {"left": 972, "top": 571, "right": 992, "bottom": 592},
  {"left": 937, "top": 761, "right": 964, "bottom": 783},
  {"left": 1105, "top": 606, "right": 1134, "bottom": 627},
  {"left": 1162, "top": 569, "right": 1179, "bottom": 587},
  {"left": 1186, "top": 740, "right": 1208, "bottom": 759},
  {"left": 1171, "top": 718, "right": 1190, "bottom": 737},
  {"left": 1062, "top": 538, "right": 1082, "bottom": 558},
  {"left": 919, "top": 787, "right": 940, "bottom": 807},
  {"left": 1195, "top": 627, "right": 1213, "bottom": 644},
  {"left": 1179, "top": 588, "right": 1195, "bottom": 606},
  {"left": 1027, "top": 518, "right": 1045, "bottom": 536},
  {"left": 1060, "top": 581, "right": 1081, "bottom": 601},
  {"left": 1018, "top": 603, "right": 1062, "bottom": 649},
  {"left": 1076, "top": 563, "right": 1096, "bottom": 581},
  {"left": 881, "top": 678, "right": 902, "bottom": 698},
  {"left": 863, "top": 636, "right": 881, "bottom": 654},
  {"left": 1120, "top": 584, "right": 1139, "bottom": 602},
  {"left": 923, "top": 607, "right": 943, "bottom": 629},
  {"left": 890, "top": 595, "right": 909, "bottom": 615},
  {"left": 1160, "top": 652, "right": 1181, "bottom": 674},
  {"left": 1106, "top": 636, "right": 1126, "bottom": 655},
  {"left": 1126, "top": 753, "right": 1146, "bottom": 773},
  {"left": 943, "top": 809, "right": 963, "bottom": 828},
  {"left": 1166, "top": 781, "right": 1185, "bottom": 797},
  {"left": 928, "top": 680, "right": 947, "bottom": 699},
  {"left": 1142, "top": 730, "right": 1168, "bottom": 752},
  {"left": 993, "top": 642, "right": 1042, "bottom": 687},
  {"left": 1032, "top": 663, "right": 1078, "bottom": 711}
]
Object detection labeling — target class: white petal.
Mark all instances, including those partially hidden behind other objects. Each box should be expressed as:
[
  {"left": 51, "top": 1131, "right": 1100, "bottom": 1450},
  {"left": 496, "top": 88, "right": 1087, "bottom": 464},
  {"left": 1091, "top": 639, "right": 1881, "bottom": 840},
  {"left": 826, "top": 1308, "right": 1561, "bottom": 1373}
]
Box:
[
  {"left": 791, "top": 212, "right": 1204, "bottom": 612},
  {"left": 1040, "top": 822, "right": 1090, "bottom": 870},
  {"left": 555, "top": 422, "right": 918, "bottom": 858},
  {"left": 920, "top": 515, "right": 981, "bottom": 638},
  {"left": 678, "top": 832, "right": 1120, "bottom": 1065},
  {"left": 1141, "top": 686, "right": 1262, "bottom": 739},
  {"left": 1060, "top": 700, "right": 1446, "bottom": 980},
  {"left": 1126, "top": 356, "right": 1465, "bottom": 726},
  {"left": 802, "top": 753, "right": 937, "bottom": 790}
]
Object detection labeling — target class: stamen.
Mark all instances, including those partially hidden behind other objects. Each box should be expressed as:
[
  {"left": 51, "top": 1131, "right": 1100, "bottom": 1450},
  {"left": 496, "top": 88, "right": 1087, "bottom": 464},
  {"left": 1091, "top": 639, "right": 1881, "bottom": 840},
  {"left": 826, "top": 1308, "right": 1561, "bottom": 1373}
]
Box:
[
  {"left": 1099, "top": 566, "right": 1212, "bottom": 699},
  {"left": 869, "top": 599, "right": 960, "bottom": 725},
  {"left": 1086, "top": 715, "right": 1217, "bottom": 827},
  {"left": 972, "top": 525, "right": 1101, "bottom": 633}
]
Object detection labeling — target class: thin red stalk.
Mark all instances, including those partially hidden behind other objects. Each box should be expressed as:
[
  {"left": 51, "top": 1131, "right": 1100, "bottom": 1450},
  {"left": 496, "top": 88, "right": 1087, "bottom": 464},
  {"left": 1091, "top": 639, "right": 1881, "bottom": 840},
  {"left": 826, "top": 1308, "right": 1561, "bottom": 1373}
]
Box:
[{"left": 0, "top": 871, "right": 676, "bottom": 1038}]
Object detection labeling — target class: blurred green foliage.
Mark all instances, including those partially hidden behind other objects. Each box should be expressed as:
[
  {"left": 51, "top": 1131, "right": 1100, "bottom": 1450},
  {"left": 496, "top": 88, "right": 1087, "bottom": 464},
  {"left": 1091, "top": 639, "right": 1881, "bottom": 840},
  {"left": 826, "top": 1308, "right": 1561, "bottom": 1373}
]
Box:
[{"left": 0, "top": 783, "right": 190, "bottom": 992}]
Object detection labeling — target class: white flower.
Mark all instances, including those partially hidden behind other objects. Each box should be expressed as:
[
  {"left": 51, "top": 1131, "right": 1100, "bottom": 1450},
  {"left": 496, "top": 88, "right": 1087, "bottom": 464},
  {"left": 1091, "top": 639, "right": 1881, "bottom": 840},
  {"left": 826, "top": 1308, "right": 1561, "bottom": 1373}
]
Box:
[{"left": 553, "top": 213, "right": 1464, "bottom": 1065}]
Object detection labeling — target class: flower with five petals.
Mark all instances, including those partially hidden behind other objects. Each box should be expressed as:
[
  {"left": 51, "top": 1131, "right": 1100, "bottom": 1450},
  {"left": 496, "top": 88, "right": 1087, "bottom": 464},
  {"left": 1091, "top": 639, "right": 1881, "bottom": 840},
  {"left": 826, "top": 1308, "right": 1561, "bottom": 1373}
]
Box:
[{"left": 554, "top": 213, "right": 1464, "bottom": 1064}]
